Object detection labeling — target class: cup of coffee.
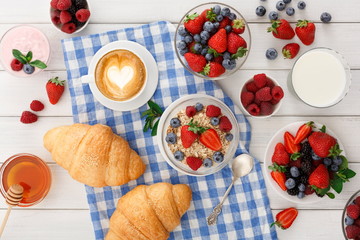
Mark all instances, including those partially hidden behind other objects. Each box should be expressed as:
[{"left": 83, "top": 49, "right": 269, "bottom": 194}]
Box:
[{"left": 81, "top": 41, "right": 148, "bottom": 103}]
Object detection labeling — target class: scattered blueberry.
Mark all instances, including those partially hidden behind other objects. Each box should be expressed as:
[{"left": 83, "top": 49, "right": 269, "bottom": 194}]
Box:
[
  {"left": 320, "top": 12, "right": 332, "bottom": 23},
  {"left": 210, "top": 117, "right": 219, "bottom": 126},
  {"left": 269, "top": 11, "right": 279, "bottom": 20},
  {"left": 213, "top": 22, "right": 220, "bottom": 29},
  {"left": 298, "top": 183, "right": 306, "bottom": 192},
  {"left": 345, "top": 216, "right": 354, "bottom": 226},
  {"left": 286, "top": 7, "right": 295, "bottom": 16},
  {"left": 323, "top": 157, "right": 332, "bottom": 167},
  {"left": 165, "top": 133, "right": 177, "bottom": 144},
  {"left": 194, "top": 43, "right": 202, "bottom": 53},
  {"left": 216, "top": 14, "right": 224, "bottom": 22},
  {"left": 174, "top": 151, "right": 184, "bottom": 161},
  {"left": 195, "top": 102, "right": 204, "bottom": 111},
  {"left": 177, "top": 41, "right": 187, "bottom": 50},
  {"left": 203, "top": 158, "right": 213, "bottom": 168},
  {"left": 285, "top": 178, "right": 296, "bottom": 189},
  {"left": 179, "top": 48, "right": 188, "bottom": 56},
  {"left": 256, "top": 6, "right": 266, "bottom": 17},
  {"left": 297, "top": 191, "right": 305, "bottom": 199},
  {"left": 331, "top": 164, "right": 339, "bottom": 172},
  {"left": 311, "top": 150, "right": 322, "bottom": 160},
  {"left": 333, "top": 156, "right": 343, "bottom": 166},
  {"left": 290, "top": 166, "right": 300, "bottom": 178},
  {"left": 276, "top": 1, "right": 286, "bottom": 11},
  {"left": 213, "top": 5, "right": 221, "bottom": 15},
  {"left": 201, "top": 48, "right": 208, "bottom": 56},
  {"left": 184, "top": 35, "right": 193, "bottom": 44},
  {"left": 193, "top": 34, "right": 201, "bottom": 43},
  {"left": 223, "top": 52, "right": 231, "bottom": 59},
  {"left": 204, "top": 21, "right": 215, "bottom": 32},
  {"left": 221, "top": 7, "right": 230, "bottom": 17},
  {"left": 23, "top": 64, "right": 35, "bottom": 74},
  {"left": 170, "top": 118, "right": 181, "bottom": 128},
  {"left": 205, "top": 53, "right": 214, "bottom": 61},
  {"left": 224, "top": 25, "right": 232, "bottom": 33},
  {"left": 200, "top": 31, "right": 210, "bottom": 41},
  {"left": 225, "top": 133, "right": 234, "bottom": 141},
  {"left": 297, "top": 1, "right": 306, "bottom": 10},
  {"left": 228, "top": 13, "right": 237, "bottom": 21},
  {"left": 178, "top": 27, "right": 188, "bottom": 37},
  {"left": 283, "top": 0, "right": 291, "bottom": 3},
  {"left": 213, "top": 152, "right": 224, "bottom": 163},
  {"left": 266, "top": 48, "right": 278, "bottom": 60}
]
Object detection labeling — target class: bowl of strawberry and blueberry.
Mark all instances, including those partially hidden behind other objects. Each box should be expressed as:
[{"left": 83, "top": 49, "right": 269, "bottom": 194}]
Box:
[
  {"left": 175, "top": 3, "right": 251, "bottom": 80},
  {"left": 343, "top": 190, "right": 360, "bottom": 239},
  {"left": 157, "top": 94, "right": 239, "bottom": 176},
  {"left": 265, "top": 121, "right": 356, "bottom": 204},
  {"left": 50, "top": 0, "right": 91, "bottom": 34}
]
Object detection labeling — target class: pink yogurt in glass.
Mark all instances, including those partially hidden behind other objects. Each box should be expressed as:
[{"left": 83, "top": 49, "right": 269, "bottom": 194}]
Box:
[{"left": 0, "top": 25, "right": 50, "bottom": 77}]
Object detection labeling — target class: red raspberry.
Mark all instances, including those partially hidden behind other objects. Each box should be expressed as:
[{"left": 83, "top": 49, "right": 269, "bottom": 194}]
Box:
[
  {"left": 186, "top": 157, "right": 202, "bottom": 171},
  {"left": 272, "top": 86, "right": 284, "bottom": 101},
  {"left": 57, "top": 0, "right": 72, "bottom": 10},
  {"left": 355, "top": 218, "right": 360, "bottom": 227},
  {"left": 206, "top": 105, "right": 221, "bottom": 117},
  {"left": 51, "top": 10, "right": 61, "bottom": 25},
  {"left": 213, "top": 56, "right": 224, "bottom": 64},
  {"left": 60, "top": 10, "right": 72, "bottom": 24},
  {"left": 266, "top": 78, "right": 275, "bottom": 88},
  {"left": 186, "top": 106, "right": 196, "bottom": 117},
  {"left": 355, "top": 196, "right": 360, "bottom": 207},
  {"left": 346, "top": 225, "right": 360, "bottom": 239},
  {"left": 347, "top": 204, "right": 360, "bottom": 219},
  {"left": 219, "top": 116, "right": 232, "bottom": 132},
  {"left": 240, "top": 91, "right": 254, "bottom": 108},
  {"left": 253, "top": 73, "right": 267, "bottom": 88},
  {"left": 61, "top": 23, "right": 76, "bottom": 34},
  {"left": 30, "top": 100, "right": 45, "bottom": 112},
  {"left": 255, "top": 87, "right": 272, "bottom": 102},
  {"left": 260, "top": 101, "right": 274, "bottom": 116},
  {"left": 10, "top": 59, "right": 23, "bottom": 71},
  {"left": 76, "top": 9, "right": 91, "bottom": 23},
  {"left": 246, "top": 103, "right": 260, "bottom": 116},
  {"left": 20, "top": 111, "right": 38, "bottom": 124},
  {"left": 254, "top": 98, "right": 261, "bottom": 106},
  {"left": 271, "top": 98, "right": 280, "bottom": 105},
  {"left": 50, "top": 0, "right": 59, "bottom": 9},
  {"left": 245, "top": 81, "right": 259, "bottom": 93}
]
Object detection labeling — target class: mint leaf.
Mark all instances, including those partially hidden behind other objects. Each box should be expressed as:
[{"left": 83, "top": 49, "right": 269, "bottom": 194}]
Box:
[
  {"left": 148, "top": 100, "right": 163, "bottom": 115},
  {"left": 330, "top": 177, "right": 343, "bottom": 194},
  {"left": 26, "top": 51, "right": 33, "bottom": 62},
  {"left": 339, "top": 155, "right": 348, "bottom": 170},
  {"left": 326, "top": 192, "right": 335, "bottom": 199},
  {"left": 29, "top": 60, "right": 47, "bottom": 69},
  {"left": 151, "top": 119, "right": 160, "bottom": 136},
  {"left": 12, "top": 49, "right": 28, "bottom": 64},
  {"left": 320, "top": 125, "right": 326, "bottom": 133},
  {"left": 342, "top": 168, "right": 356, "bottom": 179}
]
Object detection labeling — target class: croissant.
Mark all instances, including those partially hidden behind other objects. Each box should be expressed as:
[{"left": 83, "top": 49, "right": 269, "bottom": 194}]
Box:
[
  {"left": 105, "top": 182, "right": 192, "bottom": 240},
  {"left": 43, "top": 123, "right": 146, "bottom": 187}
]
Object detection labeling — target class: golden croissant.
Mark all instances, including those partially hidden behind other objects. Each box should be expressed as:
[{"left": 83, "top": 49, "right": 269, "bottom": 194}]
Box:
[
  {"left": 105, "top": 182, "right": 192, "bottom": 240},
  {"left": 43, "top": 123, "right": 146, "bottom": 187}
]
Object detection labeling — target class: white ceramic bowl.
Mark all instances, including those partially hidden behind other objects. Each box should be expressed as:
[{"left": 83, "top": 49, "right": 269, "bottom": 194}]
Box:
[
  {"left": 263, "top": 121, "right": 346, "bottom": 204},
  {"left": 157, "top": 94, "right": 239, "bottom": 176}
]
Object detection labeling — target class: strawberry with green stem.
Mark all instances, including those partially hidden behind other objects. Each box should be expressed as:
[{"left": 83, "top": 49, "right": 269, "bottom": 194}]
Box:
[
  {"left": 185, "top": 120, "right": 222, "bottom": 151},
  {"left": 231, "top": 19, "right": 246, "bottom": 34},
  {"left": 295, "top": 20, "right": 316, "bottom": 46},
  {"left": 184, "top": 12, "right": 205, "bottom": 35},
  {"left": 283, "top": 131, "right": 301, "bottom": 160},
  {"left": 282, "top": 43, "right": 300, "bottom": 59},
  {"left": 267, "top": 19, "right": 295, "bottom": 40},
  {"left": 46, "top": 77, "right": 65, "bottom": 105},
  {"left": 268, "top": 163, "right": 287, "bottom": 191}
]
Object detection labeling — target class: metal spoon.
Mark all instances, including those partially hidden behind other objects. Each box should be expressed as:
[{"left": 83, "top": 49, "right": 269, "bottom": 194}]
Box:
[{"left": 207, "top": 154, "right": 254, "bottom": 225}]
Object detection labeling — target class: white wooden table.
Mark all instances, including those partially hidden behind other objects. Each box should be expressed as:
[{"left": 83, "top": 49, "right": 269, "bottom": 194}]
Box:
[{"left": 1, "top": 0, "right": 359, "bottom": 239}]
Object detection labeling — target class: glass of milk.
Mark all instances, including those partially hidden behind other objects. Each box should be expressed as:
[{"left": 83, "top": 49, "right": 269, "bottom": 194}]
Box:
[{"left": 289, "top": 48, "right": 351, "bottom": 108}]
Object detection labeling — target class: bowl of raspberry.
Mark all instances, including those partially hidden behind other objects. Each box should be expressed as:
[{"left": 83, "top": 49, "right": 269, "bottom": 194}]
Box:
[
  {"left": 175, "top": 3, "right": 251, "bottom": 80},
  {"left": 239, "top": 73, "right": 284, "bottom": 118},
  {"left": 50, "top": 0, "right": 91, "bottom": 34},
  {"left": 342, "top": 190, "right": 360, "bottom": 239}
]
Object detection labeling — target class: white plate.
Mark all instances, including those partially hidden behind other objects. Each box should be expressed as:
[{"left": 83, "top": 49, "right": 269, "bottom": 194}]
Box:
[
  {"left": 86, "top": 40, "right": 159, "bottom": 111},
  {"left": 263, "top": 121, "right": 346, "bottom": 204}
]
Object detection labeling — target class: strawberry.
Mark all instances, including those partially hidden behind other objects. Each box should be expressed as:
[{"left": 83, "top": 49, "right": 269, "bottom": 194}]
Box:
[
  {"left": 295, "top": 20, "right": 316, "bottom": 46},
  {"left": 227, "top": 32, "right": 247, "bottom": 54},
  {"left": 308, "top": 132, "right": 337, "bottom": 158},
  {"left": 203, "top": 62, "right": 225, "bottom": 78},
  {"left": 187, "top": 42, "right": 197, "bottom": 53},
  {"left": 347, "top": 204, "right": 360, "bottom": 219},
  {"left": 213, "top": 56, "right": 224, "bottom": 64},
  {"left": 294, "top": 121, "right": 314, "bottom": 144},
  {"left": 186, "top": 157, "right": 203, "bottom": 171},
  {"left": 208, "top": 29, "right": 227, "bottom": 53},
  {"left": 219, "top": 116, "right": 232, "bottom": 132},
  {"left": 181, "top": 125, "right": 198, "bottom": 148},
  {"left": 282, "top": 43, "right": 300, "bottom": 59},
  {"left": 231, "top": 19, "right": 245, "bottom": 34},
  {"left": 289, "top": 159, "right": 301, "bottom": 168},
  {"left": 346, "top": 225, "right": 360, "bottom": 239},
  {"left": 284, "top": 131, "right": 300, "bottom": 155},
  {"left": 253, "top": 73, "right": 267, "bottom": 88},
  {"left": 308, "top": 164, "right": 329, "bottom": 189},
  {"left": 271, "top": 171, "right": 287, "bottom": 191},
  {"left": 184, "top": 53, "right": 207, "bottom": 72},
  {"left": 199, "top": 129, "right": 222, "bottom": 151},
  {"left": 271, "top": 208, "right": 298, "bottom": 230},
  {"left": 184, "top": 13, "right": 205, "bottom": 35},
  {"left": 272, "top": 143, "right": 290, "bottom": 166},
  {"left": 20, "top": 111, "right": 38, "bottom": 124},
  {"left": 206, "top": 105, "right": 221, "bottom": 117},
  {"left": 267, "top": 19, "right": 295, "bottom": 40},
  {"left": 30, "top": 100, "right": 45, "bottom": 112},
  {"left": 219, "top": 17, "right": 231, "bottom": 29},
  {"left": 46, "top": 77, "right": 65, "bottom": 105},
  {"left": 200, "top": 9, "right": 216, "bottom": 22},
  {"left": 186, "top": 106, "right": 196, "bottom": 117}
]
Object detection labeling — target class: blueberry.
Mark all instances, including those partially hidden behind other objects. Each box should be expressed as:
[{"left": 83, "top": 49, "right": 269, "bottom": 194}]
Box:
[
  {"left": 221, "top": 7, "right": 230, "bottom": 17},
  {"left": 213, "top": 5, "right": 221, "bottom": 15},
  {"left": 205, "top": 53, "right": 213, "bottom": 61},
  {"left": 195, "top": 102, "right": 204, "bottom": 111},
  {"left": 210, "top": 117, "right": 219, "bottom": 126},
  {"left": 298, "top": 183, "right": 305, "bottom": 192},
  {"left": 283, "top": 0, "right": 291, "bottom": 3},
  {"left": 177, "top": 41, "right": 187, "bottom": 50},
  {"left": 323, "top": 157, "right": 332, "bottom": 167},
  {"left": 216, "top": 14, "right": 224, "bottom": 22},
  {"left": 286, "top": 7, "right": 295, "bottom": 16},
  {"left": 213, "top": 152, "right": 224, "bottom": 163},
  {"left": 213, "top": 22, "right": 220, "bottom": 29},
  {"left": 290, "top": 166, "right": 300, "bottom": 178},
  {"left": 193, "top": 34, "right": 201, "bottom": 43},
  {"left": 333, "top": 156, "right": 343, "bottom": 166},
  {"left": 229, "top": 59, "right": 237, "bottom": 69},
  {"left": 201, "top": 39, "right": 208, "bottom": 45},
  {"left": 201, "top": 48, "right": 208, "bottom": 56},
  {"left": 170, "top": 118, "right": 181, "bottom": 128},
  {"left": 269, "top": 11, "right": 278, "bottom": 20},
  {"left": 276, "top": 1, "right": 286, "bottom": 11},
  {"left": 266, "top": 48, "right": 278, "bottom": 60},
  {"left": 298, "top": 1, "right": 306, "bottom": 10},
  {"left": 228, "top": 13, "right": 237, "bottom": 21},
  {"left": 223, "top": 52, "right": 231, "bottom": 59},
  {"left": 184, "top": 35, "right": 193, "bottom": 44},
  {"left": 179, "top": 48, "right": 188, "bottom": 56},
  {"left": 345, "top": 216, "right": 354, "bottom": 226},
  {"left": 256, "top": 6, "right": 266, "bottom": 17},
  {"left": 285, "top": 178, "right": 296, "bottom": 189},
  {"left": 178, "top": 27, "right": 188, "bottom": 37},
  {"left": 203, "top": 158, "right": 213, "bottom": 168},
  {"left": 321, "top": 12, "right": 332, "bottom": 23},
  {"left": 297, "top": 191, "right": 305, "bottom": 199},
  {"left": 222, "top": 59, "right": 236, "bottom": 70},
  {"left": 200, "top": 31, "right": 210, "bottom": 41},
  {"left": 311, "top": 150, "right": 322, "bottom": 160},
  {"left": 23, "top": 64, "right": 35, "bottom": 74},
  {"left": 225, "top": 25, "right": 232, "bottom": 33},
  {"left": 204, "top": 21, "right": 215, "bottom": 32},
  {"left": 165, "top": 133, "right": 177, "bottom": 144},
  {"left": 174, "top": 151, "right": 184, "bottom": 161},
  {"left": 225, "top": 133, "right": 234, "bottom": 141},
  {"left": 330, "top": 164, "right": 339, "bottom": 172},
  {"left": 194, "top": 43, "right": 202, "bottom": 53}
]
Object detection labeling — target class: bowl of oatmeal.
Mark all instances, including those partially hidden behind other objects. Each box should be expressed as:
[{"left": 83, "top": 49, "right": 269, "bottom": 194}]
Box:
[{"left": 157, "top": 94, "right": 239, "bottom": 176}]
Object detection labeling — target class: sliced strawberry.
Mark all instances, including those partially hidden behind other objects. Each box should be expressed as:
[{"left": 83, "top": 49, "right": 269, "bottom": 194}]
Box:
[
  {"left": 199, "top": 129, "right": 222, "bottom": 151},
  {"left": 271, "top": 208, "right": 298, "bottom": 230},
  {"left": 186, "top": 157, "right": 203, "bottom": 171},
  {"left": 284, "top": 131, "right": 301, "bottom": 160},
  {"left": 271, "top": 171, "right": 287, "bottom": 191},
  {"left": 181, "top": 125, "right": 198, "bottom": 148},
  {"left": 294, "top": 121, "right": 314, "bottom": 144}
]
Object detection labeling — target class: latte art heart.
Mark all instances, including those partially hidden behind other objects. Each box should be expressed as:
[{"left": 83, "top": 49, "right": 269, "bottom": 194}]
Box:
[{"left": 107, "top": 65, "right": 134, "bottom": 89}]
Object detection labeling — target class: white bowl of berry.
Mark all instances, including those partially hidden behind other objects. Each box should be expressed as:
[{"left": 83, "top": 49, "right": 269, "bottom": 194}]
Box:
[
  {"left": 50, "top": 0, "right": 91, "bottom": 34},
  {"left": 343, "top": 190, "right": 360, "bottom": 239},
  {"left": 157, "top": 94, "right": 239, "bottom": 176},
  {"left": 175, "top": 3, "right": 251, "bottom": 80},
  {"left": 264, "top": 121, "right": 356, "bottom": 204}
]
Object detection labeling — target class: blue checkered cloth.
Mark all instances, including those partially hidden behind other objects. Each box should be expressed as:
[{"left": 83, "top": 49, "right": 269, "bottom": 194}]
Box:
[{"left": 61, "top": 21, "right": 277, "bottom": 240}]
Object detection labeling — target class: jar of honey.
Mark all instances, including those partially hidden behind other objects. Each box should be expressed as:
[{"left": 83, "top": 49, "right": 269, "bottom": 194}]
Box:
[{"left": 0, "top": 153, "right": 51, "bottom": 207}]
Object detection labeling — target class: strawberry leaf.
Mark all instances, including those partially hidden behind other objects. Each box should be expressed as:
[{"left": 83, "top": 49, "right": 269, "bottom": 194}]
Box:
[
  {"left": 12, "top": 49, "right": 28, "bottom": 64},
  {"left": 206, "top": 9, "right": 217, "bottom": 22},
  {"left": 231, "top": 47, "right": 248, "bottom": 59},
  {"left": 320, "top": 125, "right": 326, "bottom": 133},
  {"left": 187, "top": 119, "right": 208, "bottom": 134},
  {"left": 207, "top": 48, "right": 221, "bottom": 57},
  {"left": 328, "top": 144, "right": 342, "bottom": 157},
  {"left": 268, "top": 163, "right": 286, "bottom": 172},
  {"left": 296, "top": 20, "right": 309, "bottom": 28},
  {"left": 184, "top": 13, "right": 199, "bottom": 23},
  {"left": 290, "top": 152, "right": 301, "bottom": 160}
]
